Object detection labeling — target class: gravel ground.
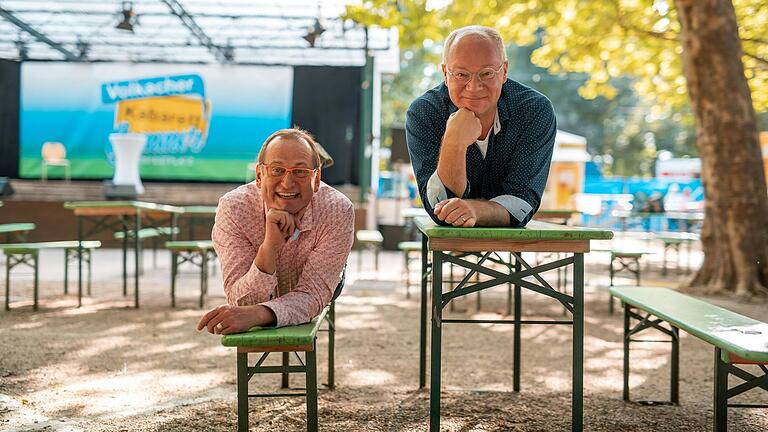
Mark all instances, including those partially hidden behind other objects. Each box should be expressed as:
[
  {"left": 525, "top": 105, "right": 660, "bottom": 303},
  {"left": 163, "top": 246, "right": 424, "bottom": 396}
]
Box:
[{"left": 1, "top": 248, "right": 767, "bottom": 431}]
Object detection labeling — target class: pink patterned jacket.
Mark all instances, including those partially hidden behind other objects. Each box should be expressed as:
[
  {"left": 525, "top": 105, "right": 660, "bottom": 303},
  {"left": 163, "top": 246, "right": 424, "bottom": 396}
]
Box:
[{"left": 212, "top": 182, "right": 354, "bottom": 327}]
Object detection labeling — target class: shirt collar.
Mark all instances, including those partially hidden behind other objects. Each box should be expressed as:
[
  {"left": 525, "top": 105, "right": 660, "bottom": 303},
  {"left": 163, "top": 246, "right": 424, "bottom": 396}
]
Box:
[{"left": 297, "top": 200, "right": 314, "bottom": 232}]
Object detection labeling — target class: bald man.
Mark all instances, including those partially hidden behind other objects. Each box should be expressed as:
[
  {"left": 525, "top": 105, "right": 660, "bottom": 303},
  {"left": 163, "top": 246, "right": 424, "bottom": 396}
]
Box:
[
  {"left": 197, "top": 128, "right": 353, "bottom": 334},
  {"left": 406, "top": 25, "right": 556, "bottom": 227}
]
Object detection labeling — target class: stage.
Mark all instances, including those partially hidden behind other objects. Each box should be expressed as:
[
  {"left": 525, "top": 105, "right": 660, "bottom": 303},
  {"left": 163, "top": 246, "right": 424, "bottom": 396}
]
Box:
[{"left": 0, "top": 179, "right": 239, "bottom": 243}]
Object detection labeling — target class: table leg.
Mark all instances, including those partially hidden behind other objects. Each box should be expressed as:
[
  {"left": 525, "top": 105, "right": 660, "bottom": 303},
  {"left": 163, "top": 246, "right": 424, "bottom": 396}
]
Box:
[
  {"left": 33, "top": 252, "right": 39, "bottom": 311},
  {"left": 134, "top": 213, "right": 140, "bottom": 308},
  {"left": 4, "top": 254, "right": 9, "bottom": 311},
  {"left": 64, "top": 249, "right": 69, "bottom": 295},
  {"left": 513, "top": 256, "right": 521, "bottom": 392},
  {"left": 237, "top": 352, "right": 249, "bottom": 432},
  {"left": 572, "top": 252, "right": 584, "bottom": 432},
  {"left": 419, "top": 234, "right": 428, "bottom": 389},
  {"left": 77, "top": 216, "right": 83, "bottom": 308},
  {"left": 429, "top": 250, "right": 443, "bottom": 432},
  {"left": 200, "top": 249, "right": 208, "bottom": 309},
  {"left": 122, "top": 223, "right": 128, "bottom": 296}
]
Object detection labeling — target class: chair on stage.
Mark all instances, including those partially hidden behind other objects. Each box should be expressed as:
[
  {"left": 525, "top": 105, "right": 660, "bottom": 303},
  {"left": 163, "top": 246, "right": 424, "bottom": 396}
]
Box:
[{"left": 41, "top": 142, "right": 71, "bottom": 182}]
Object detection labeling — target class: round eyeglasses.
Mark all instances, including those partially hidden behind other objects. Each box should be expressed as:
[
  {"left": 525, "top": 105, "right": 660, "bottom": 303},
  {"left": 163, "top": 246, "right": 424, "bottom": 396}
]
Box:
[
  {"left": 445, "top": 64, "right": 505, "bottom": 85},
  {"left": 260, "top": 163, "right": 317, "bottom": 180}
]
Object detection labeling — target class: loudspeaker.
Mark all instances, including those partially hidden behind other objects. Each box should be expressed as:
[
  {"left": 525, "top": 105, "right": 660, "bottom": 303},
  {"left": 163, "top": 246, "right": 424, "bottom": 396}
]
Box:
[
  {"left": 0, "top": 177, "right": 13, "bottom": 196},
  {"left": 103, "top": 181, "right": 137, "bottom": 200},
  {"left": 390, "top": 125, "right": 409, "bottom": 164}
]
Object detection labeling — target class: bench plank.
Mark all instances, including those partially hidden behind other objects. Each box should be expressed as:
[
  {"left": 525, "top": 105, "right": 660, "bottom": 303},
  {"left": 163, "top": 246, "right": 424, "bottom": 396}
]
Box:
[
  {"left": 165, "top": 240, "right": 214, "bottom": 250},
  {"left": 221, "top": 307, "right": 328, "bottom": 348},
  {"left": 0, "top": 223, "right": 36, "bottom": 234},
  {"left": 0, "top": 241, "right": 101, "bottom": 254},
  {"left": 114, "top": 227, "right": 179, "bottom": 240},
  {"left": 610, "top": 286, "right": 768, "bottom": 362}
]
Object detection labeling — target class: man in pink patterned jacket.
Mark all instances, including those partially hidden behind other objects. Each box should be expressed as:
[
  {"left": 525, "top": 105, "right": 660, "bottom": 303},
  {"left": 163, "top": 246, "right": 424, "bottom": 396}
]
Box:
[{"left": 197, "top": 128, "right": 354, "bottom": 334}]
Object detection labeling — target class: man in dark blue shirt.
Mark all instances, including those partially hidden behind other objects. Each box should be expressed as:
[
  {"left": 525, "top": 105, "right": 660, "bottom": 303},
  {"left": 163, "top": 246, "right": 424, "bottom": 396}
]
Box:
[{"left": 406, "top": 25, "right": 556, "bottom": 227}]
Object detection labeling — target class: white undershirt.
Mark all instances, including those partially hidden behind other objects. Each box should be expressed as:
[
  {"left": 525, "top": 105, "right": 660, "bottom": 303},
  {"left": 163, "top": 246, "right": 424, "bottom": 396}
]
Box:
[
  {"left": 475, "top": 132, "right": 490, "bottom": 158},
  {"left": 475, "top": 109, "right": 502, "bottom": 158}
]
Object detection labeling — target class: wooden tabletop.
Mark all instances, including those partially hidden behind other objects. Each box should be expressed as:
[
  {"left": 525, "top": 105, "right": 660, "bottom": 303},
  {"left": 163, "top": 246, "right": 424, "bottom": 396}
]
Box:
[
  {"left": 401, "top": 207, "right": 429, "bottom": 219},
  {"left": 612, "top": 209, "right": 704, "bottom": 221},
  {"left": 181, "top": 205, "right": 218, "bottom": 215},
  {"left": 64, "top": 200, "right": 185, "bottom": 216},
  {"left": 415, "top": 217, "right": 613, "bottom": 253},
  {"left": 534, "top": 209, "right": 581, "bottom": 218}
]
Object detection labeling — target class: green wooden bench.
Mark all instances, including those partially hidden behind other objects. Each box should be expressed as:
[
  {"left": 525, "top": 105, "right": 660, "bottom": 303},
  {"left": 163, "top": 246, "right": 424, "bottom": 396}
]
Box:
[
  {"left": 595, "top": 246, "right": 654, "bottom": 313},
  {"left": 0, "top": 222, "right": 36, "bottom": 243},
  {"left": 165, "top": 240, "right": 216, "bottom": 308},
  {"left": 397, "top": 240, "right": 421, "bottom": 298},
  {"left": 610, "top": 286, "right": 768, "bottom": 431},
  {"left": 115, "top": 226, "right": 180, "bottom": 270},
  {"left": 221, "top": 274, "right": 345, "bottom": 432},
  {"left": 655, "top": 232, "right": 700, "bottom": 276},
  {"left": 355, "top": 229, "right": 383, "bottom": 272},
  {"left": 1, "top": 240, "right": 101, "bottom": 310}
]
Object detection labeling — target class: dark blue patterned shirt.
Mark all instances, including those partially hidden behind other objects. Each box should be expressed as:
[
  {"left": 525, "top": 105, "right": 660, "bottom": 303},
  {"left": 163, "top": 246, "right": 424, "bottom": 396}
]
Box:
[{"left": 406, "top": 79, "right": 556, "bottom": 227}]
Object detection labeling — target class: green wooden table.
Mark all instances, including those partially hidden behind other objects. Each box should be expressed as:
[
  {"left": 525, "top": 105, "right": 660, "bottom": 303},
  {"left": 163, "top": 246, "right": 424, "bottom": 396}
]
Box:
[
  {"left": 532, "top": 208, "right": 581, "bottom": 225},
  {"left": 0, "top": 222, "right": 36, "bottom": 243},
  {"left": 416, "top": 217, "right": 613, "bottom": 432},
  {"left": 64, "top": 200, "right": 184, "bottom": 308},
  {"left": 180, "top": 205, "right": 217, "bottom": 240},
  {"left": 612, "top": 209, "right": 704, "bottom": 233}
]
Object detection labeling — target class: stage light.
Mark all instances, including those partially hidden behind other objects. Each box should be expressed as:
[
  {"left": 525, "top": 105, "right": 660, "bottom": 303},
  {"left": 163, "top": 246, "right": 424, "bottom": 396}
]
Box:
[
  {"left": 116, "top": 1, "right": 136, "bottom": 32},
  {"left": 15, "top": 40, "right": 27, "bottom": 60},
  {"left": 76, "top": 39, "right": 90, "bottom": 60},
  {"left": 302, "top": 18, "right": 326, "bottom": 47},
  {"left": 223, "top": 41, "right": 235, "bottom": 62}
]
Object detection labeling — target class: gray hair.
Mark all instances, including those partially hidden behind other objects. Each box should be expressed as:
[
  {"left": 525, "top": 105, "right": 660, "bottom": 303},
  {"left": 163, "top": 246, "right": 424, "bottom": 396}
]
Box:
[
  {"left": 257, "top": 127, "right": 322, "bottom": 169},
  {"left": 442, "top": 25, "right": 507, "bottom": 64}
]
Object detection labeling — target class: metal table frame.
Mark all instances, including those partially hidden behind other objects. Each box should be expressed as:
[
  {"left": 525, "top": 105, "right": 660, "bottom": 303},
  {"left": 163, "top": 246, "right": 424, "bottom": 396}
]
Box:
[
  {"left": 64, "top": 201, "right": 183, "bottom": 308},
  {"left": 416, "top": 218, "right": 612, "bottom": 432}
]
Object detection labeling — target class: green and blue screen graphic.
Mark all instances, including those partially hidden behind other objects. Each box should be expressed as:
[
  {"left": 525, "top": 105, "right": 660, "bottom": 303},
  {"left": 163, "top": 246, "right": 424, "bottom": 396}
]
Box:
[{"left": 20, "top": 63, "right": 293, "bottom": 181}]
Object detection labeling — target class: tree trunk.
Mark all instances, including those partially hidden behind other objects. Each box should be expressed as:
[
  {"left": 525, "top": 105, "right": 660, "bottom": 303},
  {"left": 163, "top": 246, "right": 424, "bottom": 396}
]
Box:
[{"left": 675, "top": 0, "right": 768, "bottom": 297}]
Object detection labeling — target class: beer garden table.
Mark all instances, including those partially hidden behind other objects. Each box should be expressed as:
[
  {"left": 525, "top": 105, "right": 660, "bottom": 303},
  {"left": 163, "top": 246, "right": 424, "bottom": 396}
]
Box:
[
  {"left": 179, "top": 205, "right": 218, "bottom": 240},
  {"left": 415, "top": 217, "right": 613, "bottom": 431},
  {"left": 64, "top": 201, "right": 184, "bottom": 308}
]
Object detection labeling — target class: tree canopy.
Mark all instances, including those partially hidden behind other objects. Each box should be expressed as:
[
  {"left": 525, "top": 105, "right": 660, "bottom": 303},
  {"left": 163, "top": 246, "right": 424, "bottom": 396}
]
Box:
[{"left": 345, "top": 0, "right": 768, "bottom": 113}]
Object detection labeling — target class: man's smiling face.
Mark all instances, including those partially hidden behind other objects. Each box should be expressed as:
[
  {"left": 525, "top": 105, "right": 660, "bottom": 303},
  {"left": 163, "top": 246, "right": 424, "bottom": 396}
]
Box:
[
  {"left": 443, "top": 34, "right": 507, "bottom": 119},
  {"left": 256, "top": 136, "right": 320, "bottom": 217}
]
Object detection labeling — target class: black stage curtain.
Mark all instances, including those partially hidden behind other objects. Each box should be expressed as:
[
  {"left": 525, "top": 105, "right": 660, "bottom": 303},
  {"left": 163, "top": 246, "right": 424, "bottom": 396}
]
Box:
[
  {"left": 0, "top": 59, "right": 20, "bottom": 177},
  {"left": 291, "top": 66, "right": 362, "bottom": 186}
]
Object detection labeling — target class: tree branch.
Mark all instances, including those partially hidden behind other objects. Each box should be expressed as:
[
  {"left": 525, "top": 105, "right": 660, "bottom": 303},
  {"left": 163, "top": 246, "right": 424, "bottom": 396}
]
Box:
[
  {"left": 742, "top": 37, "right": 768, "bottom": 45},
  {"left": 610, "top": 0, "right": 678, "bottom": 42},
  {"left": 744, "top": 51, "right": 768, "bottom": 66}
]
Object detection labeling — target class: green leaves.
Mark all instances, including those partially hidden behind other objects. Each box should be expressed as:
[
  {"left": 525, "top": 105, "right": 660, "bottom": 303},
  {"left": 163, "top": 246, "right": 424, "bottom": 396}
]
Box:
[{"left": 345, "top": 0, "right": 767, "bottom": 112}]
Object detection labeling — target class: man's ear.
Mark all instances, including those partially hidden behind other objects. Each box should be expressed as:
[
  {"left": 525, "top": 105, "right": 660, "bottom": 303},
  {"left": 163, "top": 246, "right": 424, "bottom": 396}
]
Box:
[
  {"left": 313, "top": 168, "right": 321, "bottom": 192},
  {"left": 441, "top": 63, "right": 447, "bottom": 80},
  {"left": 255, "top": 163, "right": 262, "bottom": 187}
]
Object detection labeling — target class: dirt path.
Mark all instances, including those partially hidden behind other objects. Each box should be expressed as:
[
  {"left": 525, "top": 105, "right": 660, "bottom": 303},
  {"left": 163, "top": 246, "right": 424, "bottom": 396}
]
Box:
[{"left": 1, "top": 252, "right": 767, "bottom": 431}]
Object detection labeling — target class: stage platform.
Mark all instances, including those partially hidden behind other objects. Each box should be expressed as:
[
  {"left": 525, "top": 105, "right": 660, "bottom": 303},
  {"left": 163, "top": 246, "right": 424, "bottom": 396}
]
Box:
[
  {"left": 6, "top": 179, "right": 240, "bottom": 204},
  {"left": 0, "top": 179, "right": 362, "bottom": 244}
]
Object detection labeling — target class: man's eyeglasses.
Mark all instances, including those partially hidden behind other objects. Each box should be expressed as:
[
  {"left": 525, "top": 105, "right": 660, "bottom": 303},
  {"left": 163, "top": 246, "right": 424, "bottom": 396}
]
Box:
[
  {"left": 445, "top": 64, "right": 505, "bottom": 85},
  {"left": 260, "top": 163, "right": 317, "bottom": 180}
]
